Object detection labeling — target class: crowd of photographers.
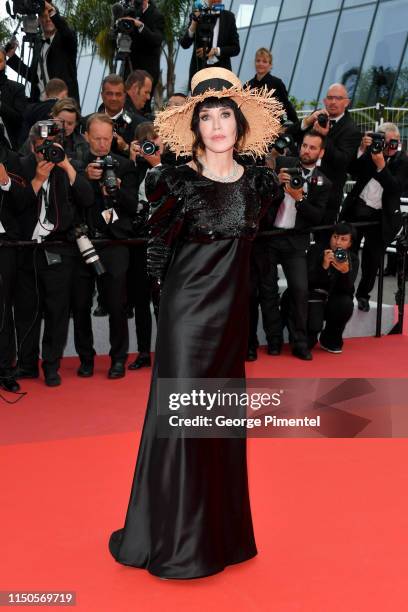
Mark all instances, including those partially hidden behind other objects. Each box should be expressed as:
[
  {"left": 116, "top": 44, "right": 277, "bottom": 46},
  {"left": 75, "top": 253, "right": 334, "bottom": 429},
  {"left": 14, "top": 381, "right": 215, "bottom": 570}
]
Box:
[{"left": 1, "top": 0, "right": 408, "bottom": 394}]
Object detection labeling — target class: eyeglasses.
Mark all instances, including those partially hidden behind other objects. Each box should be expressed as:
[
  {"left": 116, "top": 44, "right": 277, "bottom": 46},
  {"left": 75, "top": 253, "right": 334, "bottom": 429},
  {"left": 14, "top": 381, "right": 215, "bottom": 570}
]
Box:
[{"left": 325, "top": 95, "right": 348, "bottom": 101}]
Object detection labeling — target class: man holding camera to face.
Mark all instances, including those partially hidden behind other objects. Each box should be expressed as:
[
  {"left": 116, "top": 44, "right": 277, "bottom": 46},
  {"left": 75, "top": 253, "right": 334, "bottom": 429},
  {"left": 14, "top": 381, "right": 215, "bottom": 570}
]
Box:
[
  {"left": 71, "top": 113, "right": 139, "bottom": 380},
  {"left": 13, "top": 121, "right": 93, "bottom": 387},
  {"left": 248, "top": 131, "right": 331, "bottom": 362},
  {"left": 306, "top": 223, "right": 359, "bottom": 354},
  {"left": 6, "top": 1, "right": 79, "bottom": 103},
  {"left": 301, "top": 83, "right": 361, "bottom": 227},
  {"left": 341, "top": 123, "right": 408, "bottom": 312},
  {"left": 180, "top": 0, "right": 240, "bottom": 88}
]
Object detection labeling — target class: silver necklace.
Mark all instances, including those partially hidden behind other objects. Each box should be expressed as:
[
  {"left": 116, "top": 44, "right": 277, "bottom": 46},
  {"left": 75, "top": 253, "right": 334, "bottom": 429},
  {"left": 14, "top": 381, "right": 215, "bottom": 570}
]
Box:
[{"left": 200, "top": 159, "right": 240, "bottom": 183}]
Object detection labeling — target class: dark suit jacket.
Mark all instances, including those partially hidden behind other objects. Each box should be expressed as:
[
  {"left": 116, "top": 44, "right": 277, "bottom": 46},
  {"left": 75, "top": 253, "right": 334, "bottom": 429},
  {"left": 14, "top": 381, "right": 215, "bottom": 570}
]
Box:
[
  {"left": 316, "top": 112, "right": 361, "bottom": 220},
  {"left": 341, "top": 150, "right": 408, "bottom": 244},
  {"left": 273, "top": 156, "right": 332, "bottom": 249},
  {"left": 0, "top": 76, "right": 28, "bottom": 149},
  {"left": 17, "top": 154, "right": 93, "bottom": 252},
  {"left": 246, "top": 73, "right": 298, "bottom": 126},
  {"left": 179, "top": 10, "right": 240, "bottom": 87},
  {"left": 7, "top": 12, "right": 79, "bottom": 103},
  {"left": 79, "top": 152, "right": 139, "bottom": 240},
  {"left": 128, "top": 2, "right": 165, "bottom": 87}
]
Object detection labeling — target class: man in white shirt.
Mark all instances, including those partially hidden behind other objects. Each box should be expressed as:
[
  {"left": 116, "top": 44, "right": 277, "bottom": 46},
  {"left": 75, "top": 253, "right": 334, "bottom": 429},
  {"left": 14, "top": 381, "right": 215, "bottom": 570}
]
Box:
[{"left": 341, "top": 123, "right": 408, "bottom": 312}]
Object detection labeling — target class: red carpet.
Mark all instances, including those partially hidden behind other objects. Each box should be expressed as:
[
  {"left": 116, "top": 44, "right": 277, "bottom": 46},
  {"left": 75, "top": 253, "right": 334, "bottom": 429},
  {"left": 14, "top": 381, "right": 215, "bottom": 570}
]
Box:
[{"left": 1, "top": 336, "right": 408, "bottom": 611}]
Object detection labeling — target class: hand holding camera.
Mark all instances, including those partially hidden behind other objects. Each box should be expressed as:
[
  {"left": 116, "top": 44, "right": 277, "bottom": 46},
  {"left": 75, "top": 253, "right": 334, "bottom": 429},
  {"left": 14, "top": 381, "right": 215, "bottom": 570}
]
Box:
[
  {"left": 0, "top": 163, "right": 10, "bottom": 187},
  {"left": 323, "top": 248, "right": 349, "bottom": 273},
  {"left": 278, "top": 167, "right": 304, "bottom": 201},
  {"left": 304, "top": 109, "right": 330, "bottom": 134}
]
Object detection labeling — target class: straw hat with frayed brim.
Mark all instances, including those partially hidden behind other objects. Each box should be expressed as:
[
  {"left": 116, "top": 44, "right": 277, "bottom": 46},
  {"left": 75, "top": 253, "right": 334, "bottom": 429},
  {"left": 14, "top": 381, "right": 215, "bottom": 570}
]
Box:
[{"left": 155, "top": 67, "right": 284, "bottom": 158}]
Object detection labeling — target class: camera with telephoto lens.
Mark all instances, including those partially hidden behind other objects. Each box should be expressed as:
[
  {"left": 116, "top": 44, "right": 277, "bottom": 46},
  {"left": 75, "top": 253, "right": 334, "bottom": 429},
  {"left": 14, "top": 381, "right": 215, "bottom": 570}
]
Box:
[
  {"left": 285, "top": 167, "right": 303, "bottom": 189},
  {"left": 367, "top": 132, "right": 386, "bottom": 154},
  {"left": 10, "top": 0, "right": 44, "bottom": 14},
  {"left": 334, "top": 247, "right": 348, "bottom": 263},
  {"left": 35, "top": 121, "right": 65, "bottom": 163},
  {"left": 94, "top": 155, "right": 120, "bottom": 197},
  {"left": 317, "top": 113, "right": 329, "bottom": 128},
  {"left": 75, "top": 225, "right": 106, "bottom": 276}
]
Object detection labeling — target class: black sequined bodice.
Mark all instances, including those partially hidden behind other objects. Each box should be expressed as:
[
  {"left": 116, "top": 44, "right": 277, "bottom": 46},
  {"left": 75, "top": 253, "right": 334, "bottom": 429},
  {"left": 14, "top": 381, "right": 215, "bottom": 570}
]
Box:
[{"left": 182, "top": 167, "right": 261, "bottom": 242}]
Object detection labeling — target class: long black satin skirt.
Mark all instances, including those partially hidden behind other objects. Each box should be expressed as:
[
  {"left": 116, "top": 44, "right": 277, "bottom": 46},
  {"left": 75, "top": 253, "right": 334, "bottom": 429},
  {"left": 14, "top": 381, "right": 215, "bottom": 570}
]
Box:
[{"left": 109, "top": 240, "right": 257, "bottom": 578}]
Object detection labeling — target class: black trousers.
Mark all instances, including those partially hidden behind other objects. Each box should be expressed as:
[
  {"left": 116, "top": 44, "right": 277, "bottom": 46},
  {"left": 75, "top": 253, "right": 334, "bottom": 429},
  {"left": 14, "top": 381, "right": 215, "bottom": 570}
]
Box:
[
  {"left": 355, "top": 221, "right": 383, "bottom": 300},
  {"left": 14, "top": 248, "right": 74, "bottom": 370},
  {"left": 71, "top": 245, "right": 129, "bottom": 362},
  {"left": 127, "top": 245, "right": 152, "bottom": 354},
  {"left": 308, "top": 293, "right": 354, "bottom": 349},
  {"left": 249, "top": 236, "right": 309, "bottom": 348},
  {"left": 0, "top": 247, "right": 17, "bottom": 369}
]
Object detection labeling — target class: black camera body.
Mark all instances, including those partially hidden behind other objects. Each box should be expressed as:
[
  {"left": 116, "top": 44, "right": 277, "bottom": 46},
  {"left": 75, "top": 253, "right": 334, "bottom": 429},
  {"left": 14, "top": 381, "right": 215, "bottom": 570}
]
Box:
[
  {"left": 35, "top": 120, "right": 65, "bottom": 163},
  {"left": 367, "top": 132, "right": 386, "bottom": 154},
  {"left": 11, "top": 0, "right": 44, "bottom": 15},
  {"left": 112, "top": 0, "right": 143, "bottom": 34},
  {"left": 333, "top": 247, "right": 348, "bottom": 263},
  {"left": 113, "top": 111, "right": 133, "bottom": 139},
  {"left": 271, "top": 134, "right": 294, "bottom": 155},
  {"left": 95, "top": 155, "right": 120, "bottom": 197},
  {"left": 285, "top": 167, "right": 303, "bottom": 189},
  {"left": 317, "top": 113, "right": 329, "bottom": 128},
  {"left": 192, "top": 2, "right": 223, "bottom": 51},
  {"left": 36, "top": 139, "right": 65, "bottom": 163}
]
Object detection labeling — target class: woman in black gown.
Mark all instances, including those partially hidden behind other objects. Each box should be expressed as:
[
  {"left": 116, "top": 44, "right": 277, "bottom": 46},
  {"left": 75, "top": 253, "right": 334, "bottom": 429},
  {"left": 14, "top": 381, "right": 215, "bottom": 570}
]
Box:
[{"left": 109, "top": 67, "right": 283, "bottom": 579}]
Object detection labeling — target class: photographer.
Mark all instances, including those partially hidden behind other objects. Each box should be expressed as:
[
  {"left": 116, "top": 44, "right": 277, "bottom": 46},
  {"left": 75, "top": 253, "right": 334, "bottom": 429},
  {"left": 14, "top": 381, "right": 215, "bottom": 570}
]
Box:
[
  {"left": 7, "top": 1, "right": 79, "bottom": 103},
  {"left": 71, "top": 113, "right": 139, "bottom": 380},
  {"left": 248, "top": 131, "right": 331, "bottom": 362},
  {"left": 306, "top": 223, "right": 359, "bottom": 354},
  {"left": 180, "top": 0, "right": 240, "bottom": 87},
  {"left": 124, "top": 69, "right": 153, "bottom": 123},
  {"left": 0, "top": 46, "right": 28, "bottom": 150},
  {"left": 19, "top": 78, "right": 68, "bottom": 145},
  {"left": 113, "top": 0, "right": 164, "bottom": 98},
  {"left": 13, "top": 120, "right": 93, "bottom": 387},
  {"left": 126, "top": 121, "right": 163, "bottom": 371},
  {"left": 93, "top": 74, "right": 142, "bottom": 158},
  {"left": 0, "top": 150, "right": 26, "bottom": 393},
  {"left": 341, "top": 123, "right": 408, "bottom": 312},
  {"left": 301, "top": 83, "right": 361, "bottom": 228}
]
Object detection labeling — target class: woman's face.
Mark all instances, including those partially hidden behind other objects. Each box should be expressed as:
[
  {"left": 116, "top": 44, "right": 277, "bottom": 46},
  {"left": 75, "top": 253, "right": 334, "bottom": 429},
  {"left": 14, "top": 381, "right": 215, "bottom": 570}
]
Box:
[
  {"left": 55, "top": 111, "right": 77, "bottom": 137},
  {"left": 198, "top": 105, "right": 237, "bottom": 155},
  {"left": 0, "top": 53, "right": 6, "bottom": 72},
  {"left": 255, "top": 54, "right": 272, "bottom": 77}
]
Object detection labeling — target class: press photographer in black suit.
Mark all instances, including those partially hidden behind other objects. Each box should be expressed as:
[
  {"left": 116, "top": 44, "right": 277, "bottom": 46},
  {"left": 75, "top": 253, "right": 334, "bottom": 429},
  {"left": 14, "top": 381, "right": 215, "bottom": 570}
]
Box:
[
  {"left": 180, "top": 0, "right": 240, "bottom": 87},
  {"left": 248, "top": 131, "right": 331, "bottom": 362},
  {"left": 0, "top": 47, "right": 28, "bottom": 150},
  {"left": 13, "top": 121, "right": 93, "bottom": 387},
  {"left": 0, "top": 151, "right": 26, "bottom": 393},
  {"left": 301, "top": 83, "right": 360, "bottom": 227},
  {"left": 341, "top": 123, "right": 408, "bottom": 312},
  {"left": 72, "top": 114, "right": 139, "bottom": 380},
  {"left": 306, "top": 223, "right": 359, "bottom": 354},
  {"left": 115, "top": 0, "right": 164, "bottom": 97},
  {"left": 7, "top": 1, "right": 79, "bottom": 103},
  {"left": 126, "top": 122, "right": 164, "bottom": 371}
]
